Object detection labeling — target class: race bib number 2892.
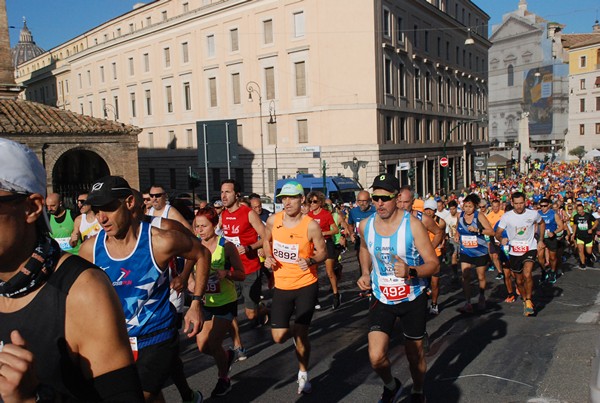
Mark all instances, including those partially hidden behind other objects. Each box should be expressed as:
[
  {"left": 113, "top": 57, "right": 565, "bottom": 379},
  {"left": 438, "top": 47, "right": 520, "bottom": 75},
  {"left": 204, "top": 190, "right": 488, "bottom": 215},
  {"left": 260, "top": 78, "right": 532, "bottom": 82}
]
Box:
[{"left": 273, "top": 240, "right": 300, "bottom": 264}]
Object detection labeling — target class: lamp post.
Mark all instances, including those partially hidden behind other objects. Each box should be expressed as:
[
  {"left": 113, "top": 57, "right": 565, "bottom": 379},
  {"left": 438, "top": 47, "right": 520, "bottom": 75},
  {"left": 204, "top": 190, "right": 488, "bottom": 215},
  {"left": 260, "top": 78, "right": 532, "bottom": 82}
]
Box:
[
  {"left": 268, "top": 100, "right": 277, "bottom": 188},
  {"left": 103, "top": 104, "right": 118, "bottom": 120},
  {"left": 246, "top": 81, "right": 266, "bottom": 197}
]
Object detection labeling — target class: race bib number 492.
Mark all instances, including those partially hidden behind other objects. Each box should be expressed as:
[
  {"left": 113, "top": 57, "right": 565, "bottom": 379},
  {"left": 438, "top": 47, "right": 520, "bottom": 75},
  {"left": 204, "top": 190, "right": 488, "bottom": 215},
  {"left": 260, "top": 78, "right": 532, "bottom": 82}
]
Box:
[{"left": 379, "top": 285, "right": 410, "bottom": 301}]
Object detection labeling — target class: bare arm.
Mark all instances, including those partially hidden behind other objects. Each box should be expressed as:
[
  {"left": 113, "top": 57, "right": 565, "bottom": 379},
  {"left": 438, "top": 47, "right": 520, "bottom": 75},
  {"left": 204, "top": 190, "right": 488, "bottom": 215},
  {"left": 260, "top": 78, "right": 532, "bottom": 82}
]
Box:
[
  {"left": 247, "top": 210, "right": 266, "bottom": 251},
  {"left": 166, "top": 207, "right": 193, "bottom": 233},
  {"left": 421, "top": 214, "right": 444, "bottom": 249},
  {"left": 307, "top": 220, "right": 327, "bottom": 264},
  {"left": 408, "top": 216, "right": 440, "bottom": 277},
  {"left": 70, "top": 215, "right": 82, "bottom": 246},
  {"left": 224, "top": 242, "right": 246, "bottom": 281},
  {"left": 477, "top": 213, "right": 495, "bottom": 236},
  {"left": 78, "top": 236, "right": 97, "bottom": 263},
  {"left": 262, "top": 215, "right": 277, "bottom": 270},
  {"left": 356, "top": 220, "right": 373, "bottom": 290}
]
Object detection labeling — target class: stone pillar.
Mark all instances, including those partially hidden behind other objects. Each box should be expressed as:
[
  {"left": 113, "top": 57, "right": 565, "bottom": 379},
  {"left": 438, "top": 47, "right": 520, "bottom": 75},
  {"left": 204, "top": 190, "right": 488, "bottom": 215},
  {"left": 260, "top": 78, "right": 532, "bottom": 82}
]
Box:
[{"left": 0, "top": 0, "right": 20, "bottom": 98}]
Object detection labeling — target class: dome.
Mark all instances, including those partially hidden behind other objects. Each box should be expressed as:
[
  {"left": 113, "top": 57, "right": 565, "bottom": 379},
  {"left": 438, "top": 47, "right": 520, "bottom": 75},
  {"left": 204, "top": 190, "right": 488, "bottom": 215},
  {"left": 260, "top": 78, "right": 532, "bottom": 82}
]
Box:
[{"left": 11, "top": 18, "right": 45, "bottom": 69}]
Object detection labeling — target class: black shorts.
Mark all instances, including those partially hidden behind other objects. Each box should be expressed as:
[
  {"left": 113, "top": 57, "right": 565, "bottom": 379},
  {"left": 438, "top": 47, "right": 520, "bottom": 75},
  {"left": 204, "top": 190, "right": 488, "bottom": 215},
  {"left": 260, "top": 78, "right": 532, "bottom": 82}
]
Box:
[
  {"left": 488, "top": 241, "right": 501, "bottom": 255},
  {"left": 508, "top": 250, "right": 537, "bottom": 273},
  {"left": 203, "top": 300, "right": 237, "bottom": 322},
  {"left": 353, "top": 235, "right": 361, "bottom": 251},
  {"left": 460, "top": 253, "right": 489, "bottom": 268},
  {"left": 237, "top": 270, "right": 262, "bottom": 310},
  {"left": 270, "top": 282, "right": 318, "bottom": 328},
  {"left": 326, "top": 238, "right": 338, "bottom": 260},
  {"left": 543, "top": 237, "right": 558, "bottom": 252},
  {"left": 136, "top": 335, "right": 179, "bottom": 395},
  {"left": 368, "top": 293, "right": 427, "bottom": 339}
]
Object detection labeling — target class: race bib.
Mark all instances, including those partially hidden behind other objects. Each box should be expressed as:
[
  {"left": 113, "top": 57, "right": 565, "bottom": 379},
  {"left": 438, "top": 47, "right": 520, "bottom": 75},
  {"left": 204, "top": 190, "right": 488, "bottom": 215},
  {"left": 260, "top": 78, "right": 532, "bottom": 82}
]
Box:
[
  {"left": 461, "top": 235, "right": 478, "bottom": 248},
  {"left": 273, "top": 240, "right": 300, "bottom": 264},
  {"left": 55, "top": 237, "right": 73, "bottom": 251},
  {"left": 224, "top": 236, "right": 241, "bottom": 246},
  {"left": 129, "top": 337, "right": 139, "bottom": 361},
  {"left": 379, "top": 285, "right": 410, "bottom": 301},
  {"left": 205, "top": 274, "right": 221, "bottom": 294},
  {"left": 578, "top": 222, "right": 588, "bottom": 231},
  {"left": 511, "top": 240, "right": 529, "bottom": 253}
]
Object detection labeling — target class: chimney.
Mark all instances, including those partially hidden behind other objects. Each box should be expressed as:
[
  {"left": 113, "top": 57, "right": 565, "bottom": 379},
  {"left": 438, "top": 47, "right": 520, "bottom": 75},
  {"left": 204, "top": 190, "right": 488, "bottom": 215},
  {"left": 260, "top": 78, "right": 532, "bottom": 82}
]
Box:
[
  {"left": 593, "top": 20, "right": 600, "bottom": 33},
  {"left": 0, "top": 0, "right": 20, "bottom": 98}
]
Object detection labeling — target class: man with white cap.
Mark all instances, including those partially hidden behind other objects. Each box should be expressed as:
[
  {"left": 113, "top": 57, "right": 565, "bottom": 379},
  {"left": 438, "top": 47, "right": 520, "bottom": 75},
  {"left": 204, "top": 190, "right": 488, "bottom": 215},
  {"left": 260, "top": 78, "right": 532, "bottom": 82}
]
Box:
[
  {"left": 263, "top": 181, "right": 327, "bottom": 395},
  {"left": 0, "top": 138, "right": 143, "bottom": 402},
  {"left": 79, "top": 175, "right": 210, "bottom": 402}
]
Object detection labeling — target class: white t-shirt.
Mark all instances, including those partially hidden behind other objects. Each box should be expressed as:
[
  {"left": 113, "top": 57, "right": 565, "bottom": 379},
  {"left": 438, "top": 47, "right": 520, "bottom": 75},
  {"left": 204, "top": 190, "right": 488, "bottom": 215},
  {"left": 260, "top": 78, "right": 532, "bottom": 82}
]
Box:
[
  {"left": 497, "top": 209, "right": 542, "bottom": 256},
  {"left": 445, "top": 212, "right": 459, "bottom": 237}
]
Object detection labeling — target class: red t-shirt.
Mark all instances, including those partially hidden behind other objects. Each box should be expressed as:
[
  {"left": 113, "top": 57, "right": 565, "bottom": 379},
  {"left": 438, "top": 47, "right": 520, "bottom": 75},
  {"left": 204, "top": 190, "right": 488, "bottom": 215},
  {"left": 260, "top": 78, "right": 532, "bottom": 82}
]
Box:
[
  {"left": 221, "top": 204, "right": 261, "bottom": 274},
  {"left": 308, "top": 208, "right": 335, "bottom": 239}
]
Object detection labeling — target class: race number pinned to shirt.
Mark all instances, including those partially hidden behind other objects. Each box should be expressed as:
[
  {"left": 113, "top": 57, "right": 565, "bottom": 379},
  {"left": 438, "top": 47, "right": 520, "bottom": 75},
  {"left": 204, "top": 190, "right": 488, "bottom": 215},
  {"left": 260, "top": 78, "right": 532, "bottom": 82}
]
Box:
[
  {"left": 55, "top": 237, "right": 74, "bottom": 251},
  {"left": 578, "top": 222, "right": 589, "bottom": 231},
  {"left": 378, "top": 276, "right": 410, "bottom": 301},
  {"left": 129, "top": 337, "right": 139, "bottom": 361},
  {"left": 205, "top": 274, "right": 221, "bottom": 294},
  {"left": 273, "top": 240, "right": 300, "bottom": 264},
  {"left": 224, "top": 236, "right": 241, "bottom": 246},
  {"left": 461, "top": 235, "right": 478, "bottom": 248},
  {"left": 511, "top": 240, "right": 529, "bottom": 254}
]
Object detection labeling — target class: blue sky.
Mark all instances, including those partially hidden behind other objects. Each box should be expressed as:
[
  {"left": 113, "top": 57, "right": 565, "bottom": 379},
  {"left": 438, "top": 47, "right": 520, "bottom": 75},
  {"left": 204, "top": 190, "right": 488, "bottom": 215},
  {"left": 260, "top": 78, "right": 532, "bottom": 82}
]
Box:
[{"left": 7, "top": 0, "right": 600, "bottom": 50}]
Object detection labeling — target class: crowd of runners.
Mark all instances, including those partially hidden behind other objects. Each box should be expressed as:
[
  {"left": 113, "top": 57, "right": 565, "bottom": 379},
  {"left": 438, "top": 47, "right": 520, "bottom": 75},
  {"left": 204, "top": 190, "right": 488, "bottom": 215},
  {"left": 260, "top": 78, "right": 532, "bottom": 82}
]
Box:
[{"left": 2, "top": 136, "right": 599, "bottom": 403}]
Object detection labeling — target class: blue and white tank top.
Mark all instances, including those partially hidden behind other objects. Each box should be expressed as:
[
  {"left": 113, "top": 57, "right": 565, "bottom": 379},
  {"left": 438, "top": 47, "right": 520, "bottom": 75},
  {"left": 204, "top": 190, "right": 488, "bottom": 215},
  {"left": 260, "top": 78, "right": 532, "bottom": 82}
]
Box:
[
  {"left": 364, "top": 211, "right": 426, "bottom": 305},
  {"left": 93, "top": 221, "right": 175, "bottom": 338},
  {"left": 538, "top": 209, "right": 557, "bottom": 237},
  {"left": 457, "top": 210, "right": 488, "bottom": 257}
]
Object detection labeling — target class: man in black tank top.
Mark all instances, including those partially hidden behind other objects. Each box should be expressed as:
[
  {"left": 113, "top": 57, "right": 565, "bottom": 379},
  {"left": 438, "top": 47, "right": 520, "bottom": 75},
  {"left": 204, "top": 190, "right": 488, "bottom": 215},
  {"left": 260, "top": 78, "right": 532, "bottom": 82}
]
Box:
[{"left": 0, "top": 138, "right": 143, "bottom": 402}]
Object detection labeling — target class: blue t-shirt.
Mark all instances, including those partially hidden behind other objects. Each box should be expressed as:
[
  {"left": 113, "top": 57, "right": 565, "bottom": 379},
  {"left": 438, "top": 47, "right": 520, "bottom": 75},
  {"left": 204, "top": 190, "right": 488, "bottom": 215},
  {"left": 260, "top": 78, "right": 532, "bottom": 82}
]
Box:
[{"left": 348, "top": 205, "right": 376, "bottom": 234}]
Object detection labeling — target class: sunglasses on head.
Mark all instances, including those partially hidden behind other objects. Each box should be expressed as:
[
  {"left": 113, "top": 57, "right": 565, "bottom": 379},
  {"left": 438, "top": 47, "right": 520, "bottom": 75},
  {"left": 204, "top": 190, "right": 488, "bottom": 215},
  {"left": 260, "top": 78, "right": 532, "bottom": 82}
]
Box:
[
  {"left": 149, "top": 193, "right": 164, "bottom": 198},
  {"left": 372, "top": 194, "right": 396, "bottom": 202}
]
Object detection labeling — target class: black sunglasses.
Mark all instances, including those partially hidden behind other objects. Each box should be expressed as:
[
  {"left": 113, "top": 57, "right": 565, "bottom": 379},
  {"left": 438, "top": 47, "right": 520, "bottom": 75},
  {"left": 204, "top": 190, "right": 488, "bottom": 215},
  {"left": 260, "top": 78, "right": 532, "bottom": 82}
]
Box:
[
  {"left": 372, "top": 194, "right": 396, "bottom": 202},
  {"left": 149, "top": 193, "right": 164, "bottom": 198},
  {"left": 77, "top": 199, "right": 87, "bottom": 204},
  {"left": 539, "top": 204, "right": 549, "bottom": 207},
  {"left": 0, "top": 193, "right": 28, "bottom": 203},
  {"left": 310, "top": 199, "right": 319, "bottom": 204}
]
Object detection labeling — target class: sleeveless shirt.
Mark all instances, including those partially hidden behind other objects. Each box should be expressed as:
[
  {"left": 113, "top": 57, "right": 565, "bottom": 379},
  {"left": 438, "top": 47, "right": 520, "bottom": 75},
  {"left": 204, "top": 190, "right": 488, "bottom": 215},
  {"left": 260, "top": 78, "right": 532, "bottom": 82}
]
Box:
[
  {"left": 50, "top": 210, "right": 80, "bottom": 254},
  {"left": 364, "top": 211, "right": 426, "bottom": 304},
  {"left": 457, "top": 211, "right": 488, "bottom": 257},
  {"left": 221, "top": 204, "right": 261, "bottom": 274},
  {"left": 271, "top": 212, "right": 317, "bottom": 290},
  {"left": 79, "top": 213, "right": 101, "bottom": 241},
  {"left": 93, "top": 221, "right": 175, "bottom": 345},
  {"left": 205, "top": 236, "right": 237, "bottom": 307}
]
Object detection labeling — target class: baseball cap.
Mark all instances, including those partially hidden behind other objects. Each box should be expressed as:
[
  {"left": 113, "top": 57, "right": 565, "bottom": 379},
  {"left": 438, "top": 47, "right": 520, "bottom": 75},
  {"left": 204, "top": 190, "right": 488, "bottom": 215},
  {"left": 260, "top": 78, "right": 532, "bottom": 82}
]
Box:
[
  {"left": 424, "top": 199, "right": 437, "bottom": 211},
  {"left": 0, "top": 138, "right": 46, "bottom": 196},
  {"left": 370, "top": 173, "right": 399, "bottom": 193},
  {"left": 276, "top": 181, "right": 304, "bottom": 197},
  {"left": 85, "top": 176, "right": 133, "bottom": 206},
  {"left": 213, "top": 200, "right": 224, "bottom": 208}
]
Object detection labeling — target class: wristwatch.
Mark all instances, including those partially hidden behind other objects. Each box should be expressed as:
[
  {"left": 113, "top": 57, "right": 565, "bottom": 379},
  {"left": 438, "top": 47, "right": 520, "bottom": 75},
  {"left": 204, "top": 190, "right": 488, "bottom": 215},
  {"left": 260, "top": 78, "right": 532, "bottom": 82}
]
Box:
[
  {"left": 408, "top": 268, "right": 418, "bottom": 279},
  {"left": 307, "top": 257, "right": 317, "bottom": 266},
  {"left": 191, "top": 295, "right": 204, "bottom": 302}
]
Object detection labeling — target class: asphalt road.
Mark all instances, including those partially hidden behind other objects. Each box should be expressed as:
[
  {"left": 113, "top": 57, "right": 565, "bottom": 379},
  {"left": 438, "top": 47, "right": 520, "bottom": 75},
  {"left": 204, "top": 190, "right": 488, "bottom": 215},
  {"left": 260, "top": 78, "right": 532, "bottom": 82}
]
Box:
[{"left": 163, "top": 249, "right": 600, "bottom": 403}]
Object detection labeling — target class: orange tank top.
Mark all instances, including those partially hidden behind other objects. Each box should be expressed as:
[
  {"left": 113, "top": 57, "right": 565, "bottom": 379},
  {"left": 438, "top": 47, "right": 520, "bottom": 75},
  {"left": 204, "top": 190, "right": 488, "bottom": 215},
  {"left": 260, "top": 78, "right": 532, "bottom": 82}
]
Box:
[{"left": 271, "top": 212, "right": 317, "bottom": 290}]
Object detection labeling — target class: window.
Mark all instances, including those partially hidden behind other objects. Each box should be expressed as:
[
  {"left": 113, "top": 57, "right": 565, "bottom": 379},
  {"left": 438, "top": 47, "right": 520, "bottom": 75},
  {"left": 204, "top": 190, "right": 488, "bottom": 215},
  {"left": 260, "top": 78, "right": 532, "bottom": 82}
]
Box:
[
  {"left": 186, "top": 128, "right": 193, "bottom": 148},
  {"left": 101, "top": 98, "right": 107, "bottom": 118},
  {"left": 148, "top": 132, "right": 154, "bottom": 149},
  {"left": 399, "top": 117, "right": 406, "bottom": 141},
  {"left": 168, "top": 131, "right": 176, "bottom": 149},
  {"left": 182, "top": 42, "right": 189, "bottom": 63},
  {"left": 112, "top": 62, "right": 117, "bottom": 80},
  {"left": 130, "top": 92, "right": 136, "bottom": 118},
  {"left": 297, "top": 119, "right": 308, "bottom": 143},
  {"left": 437, "top": 37, "right": 441, "bottom": 57},
  {"left": 162, "top": 11, "right": 168, "bottom": 22},
  {"left": 425, "top": 72, "right": 431, "bottom": 102},
  {"left": 209, "top": 77, "right": 217, "bottom": 107},
  {"left": 580, "top": 98, "right": 585, "bottom": 112},
  {"left": 580, "top": 124, "right": 585, "bottom": 135},
  {"left": 116, "top": 28, "right": 121, "bottom": 37},
  {"left": 414, "top": 68, "right": 421, "bottom": 99},
  {"left": 207, "top": 35, "right": 215, "bottom": 57},
  {"left": 129, "top": 23, "right": 134, "bottom": 33},
  {"left": 596, "top": 76, "right": 600, "bottom": 88},
  {"left": 385, "top": 116, "right": 393, "bottom": 141},
  {"left": 87, "top": 70, "right": 91, "bottom": 86},
  {"left": 230, "top": 29, "right": 239, "bottom": 52},
  {"left": 184, "top": 82, "right": 191, "bottom": 110},
  {"left": 438, "top": 76, "right": 443, "bottom": 103},
  {"left": 596, "top": 123, "right": 600, "bottom": 135},
  {"left": 413, "top": 25, "right": 418, "bottom": 47},
  {"left": 164, "top": 47, "right": 171, "bottom": 67},
  {"left": 426, "top": 119, "right": 432, "bottom": 141},
  {"left": 113, "top": 96, "right": 119, "bottom": 119},
  {"left": 424, "top": 31, "right": 429, "bottom": 52},
  {"left": 384, "top": 58, "right": 392, "bottom": 94},
  {"left": 383, "top": 9, "right": 391, "bottom": 37},
  {"left": 580, "top": 56, "right": 587, "bottom": 68},
  {"left": 507, "top": 65, "right": 514, "bottom": 87},
  {"left": 146, "top": 16, "right": 152, "bottom": 26},
  {"left": 89, "top": 101, "right": 93, "bottom": 117},
  {"left": 396, "top": 17, "right": 404, "bottom": 44},
  {"left": 143, "top": 53, "right": 150, "bottom": 72},
  {"left": 100, "top": 66, "right": 105, "bottom": 83},
  {"left": 183, "top": 2, "right": 189, "bottom": 12},
  {"left": 293, "top": 11, "right": 305, "bottom": 38},
  {"left": 399, "top": 64, "right": 405, "bottom": 97},
  {"left": 263, "top": 19, "right": 273, "bottom": 44},
  {"left": 268, "top": 121, "right": 277, "bottom": 145},
  {"left": 265, "top": 67, "right": 275, "bottom": 100},
  {"left": 232, "top": 73, "right": 241, "bottom": 104},
  {"left": 580, "top": 79, "right": 586, "bottom": 90},
  {"left": 166, "top": 86, "right": 173, "bottom": 113},
  {"left": 597, "top": 96, "right": 600, "bottom": 111},
  {"left": 295, "top": 61, "right": 306, "bottom": 96},
  {"left": 145, "top": 89, "right": 152, "bottom": 115},
  {"left": 415, "top": 119, "right": 421, "bottom": 142},
  {"left": 128, "top": 57, "right": 134, "bottom": 76}
]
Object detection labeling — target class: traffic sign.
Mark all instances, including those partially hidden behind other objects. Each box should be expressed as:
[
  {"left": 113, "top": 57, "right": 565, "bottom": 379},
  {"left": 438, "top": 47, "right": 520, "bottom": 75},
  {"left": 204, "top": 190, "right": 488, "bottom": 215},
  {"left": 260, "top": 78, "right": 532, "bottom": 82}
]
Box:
[{"left": 440, "top": 157, "right": 449, "bottom": 167}]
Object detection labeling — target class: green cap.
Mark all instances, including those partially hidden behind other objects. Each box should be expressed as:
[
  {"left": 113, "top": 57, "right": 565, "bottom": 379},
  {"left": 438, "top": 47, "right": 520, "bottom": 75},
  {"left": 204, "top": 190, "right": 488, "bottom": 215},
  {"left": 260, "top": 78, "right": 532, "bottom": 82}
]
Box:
[{"left": 276, "top": 181, "right": 304, "bottom": 197}]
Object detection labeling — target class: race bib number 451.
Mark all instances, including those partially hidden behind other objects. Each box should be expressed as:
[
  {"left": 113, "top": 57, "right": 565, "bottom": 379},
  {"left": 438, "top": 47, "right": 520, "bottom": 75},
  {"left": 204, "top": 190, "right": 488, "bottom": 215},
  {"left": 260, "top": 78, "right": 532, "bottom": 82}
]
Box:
[{"left": 273, "top": 240, "right": 300, "bottom": 263}]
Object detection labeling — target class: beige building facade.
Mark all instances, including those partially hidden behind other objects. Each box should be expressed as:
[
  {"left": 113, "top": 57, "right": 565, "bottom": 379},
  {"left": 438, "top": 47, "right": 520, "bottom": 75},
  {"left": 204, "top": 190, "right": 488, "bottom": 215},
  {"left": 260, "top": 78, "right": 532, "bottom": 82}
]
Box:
[{"left": 15, "top": 0, "right": 490, "bottom": 199}]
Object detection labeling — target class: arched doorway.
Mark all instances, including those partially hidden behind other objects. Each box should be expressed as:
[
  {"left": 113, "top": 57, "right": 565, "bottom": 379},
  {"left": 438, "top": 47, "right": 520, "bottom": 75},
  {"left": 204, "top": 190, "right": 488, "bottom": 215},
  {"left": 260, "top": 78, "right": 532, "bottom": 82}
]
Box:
[{"left": 52, "top": 149, "right": 110, "bottom": 208}]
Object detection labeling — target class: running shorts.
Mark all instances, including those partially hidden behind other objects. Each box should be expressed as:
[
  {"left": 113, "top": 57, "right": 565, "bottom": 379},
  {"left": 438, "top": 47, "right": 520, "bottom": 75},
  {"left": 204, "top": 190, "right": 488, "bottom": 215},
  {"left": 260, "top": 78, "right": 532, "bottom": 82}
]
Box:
[{"left": 368, "top": 293, "right": 427, "bottom": 339}]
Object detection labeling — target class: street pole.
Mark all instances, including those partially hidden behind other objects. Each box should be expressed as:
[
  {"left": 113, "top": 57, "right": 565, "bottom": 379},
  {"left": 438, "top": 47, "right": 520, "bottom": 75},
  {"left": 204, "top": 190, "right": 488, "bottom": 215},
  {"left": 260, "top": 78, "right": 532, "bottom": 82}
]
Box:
[
  {"left": 443, "top": 122, "right": 464, "bottom": 196},
  {"left": 246, "top": 81, "right": 266, "bottom": 197},
  {"left": 322, "top": 160, "right": 327, "bottom": 193}
]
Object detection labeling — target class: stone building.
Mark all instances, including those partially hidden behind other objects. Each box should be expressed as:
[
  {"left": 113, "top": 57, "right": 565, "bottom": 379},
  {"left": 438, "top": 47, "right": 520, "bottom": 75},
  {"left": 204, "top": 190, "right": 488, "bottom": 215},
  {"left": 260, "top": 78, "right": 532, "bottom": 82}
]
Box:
[{"left": 15, "top": 0, "right": 490, "bottom": 199}]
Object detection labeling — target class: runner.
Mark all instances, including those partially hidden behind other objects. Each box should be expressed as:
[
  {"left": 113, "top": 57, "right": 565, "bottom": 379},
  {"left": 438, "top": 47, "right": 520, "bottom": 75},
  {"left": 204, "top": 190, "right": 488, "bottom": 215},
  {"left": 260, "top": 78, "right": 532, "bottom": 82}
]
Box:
[
  {"left": 485, "top": 199, "right": 506, "bottom": 281},
  {"left": 193, "top": 206, "right": 245, "bottom": 398},
  {"left": 306, "top": 191, "right": 341, "bottom": 309},
  {"left": 147, "top": 184, "right": 192, "bottom": 231},
  {"left": 357, "top": 173, "right": 439, "bottom": 403},
  {"left": 496, "top": 191, "right": 545, "bottom": 317},
  {"left": 455, "top": 193, "right": 495, "bottom": 313},
  {"left": 0, "top": 139, "right": 143, "bottom": 402},
  {"left": 263, "top": 181, "right": 327, "bottom": 395},
  {"left": 71, "top": 191, "right": 102, "bottom": 242},
  {"left": 79, "top": 175, "right": 210, "bottom": 402},
  {"left": 537, "top": 198, "right": 565, "bottom": 283},
  {"left": 423, "top": 199, "right": 446, "bottom": 315},
  {"left": 571, "top": 202, "right": 598, "bottom": 269},
  {"left": 347, "top": 190, "right": 376, "bottom": 264},
  {"left": 46, "top": 192, "right": 81, "bottom": 254},
  {"left": 445, "top": 200, "right": 461, "bottom": 284}
]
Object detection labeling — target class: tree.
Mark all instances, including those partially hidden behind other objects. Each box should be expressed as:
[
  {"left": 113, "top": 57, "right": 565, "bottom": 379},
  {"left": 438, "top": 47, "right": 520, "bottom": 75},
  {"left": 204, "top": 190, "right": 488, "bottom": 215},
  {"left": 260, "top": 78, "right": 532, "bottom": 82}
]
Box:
[{"left": 569, "top": 146, "right": 586, "bottom": 161}]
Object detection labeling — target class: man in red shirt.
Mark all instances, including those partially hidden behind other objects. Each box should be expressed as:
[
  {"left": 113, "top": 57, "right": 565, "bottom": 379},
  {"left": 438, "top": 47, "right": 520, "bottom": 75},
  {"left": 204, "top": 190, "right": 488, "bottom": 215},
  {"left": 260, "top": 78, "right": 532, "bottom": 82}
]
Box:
[{"left": 307, "top": 191, "right": 340, "bottom": 309}]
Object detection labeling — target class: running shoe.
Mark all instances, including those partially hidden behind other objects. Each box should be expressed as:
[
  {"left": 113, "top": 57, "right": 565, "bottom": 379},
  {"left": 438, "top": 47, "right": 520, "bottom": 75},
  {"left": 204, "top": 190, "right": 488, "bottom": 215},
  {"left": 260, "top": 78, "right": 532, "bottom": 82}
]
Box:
[
  {"left": 232, "top": 346, "right": 247, "bottom": 362},
  {"left": 297, "top": 374, "right": 312, "bottom": 394},
  {"left": 211, "top": 377, "right": 231, "bottom": 397},
  {"left": 429, "top": 304, "right": 439, "bottom": 315},
  {"left": 378, "top": 378, "right": 402, "bottom": 403},
  {"left": 523, "top": 299, "right": 535, "bottom": 317},
  {"left": 579, "top": 263, "right": 587, "bottom": 271},
  {"left": 495, "top": 273, "right": 504, "bottom": 280},
  {"left": 410, "top": 392, "right": 427, "bottom": 403},
  {"left": 314, "top": 303, "right": 322, "bottom": 310},
  {"left": 332, "top": 293, "right": 341, "bottom": 310},
  {"left": 548, "top": 271, "right": 557, "bottom": 284},
  {"left": 458, "top": 302, "right": 473, "bottom": 314},
  {"left": 184, "top": 390, "right": 203, "bottom": 403},
  {"left": 487, "top": 265, "right": 495, "bottom": 272},
  {"left": 477, "top": 294, "right": 486, "bottom": 310},
  {"left": 504, "top": 294, "right": 516, "bottom": 303},
  {"left": 540, "top": 269, "right": 547, "bottom": 283}
]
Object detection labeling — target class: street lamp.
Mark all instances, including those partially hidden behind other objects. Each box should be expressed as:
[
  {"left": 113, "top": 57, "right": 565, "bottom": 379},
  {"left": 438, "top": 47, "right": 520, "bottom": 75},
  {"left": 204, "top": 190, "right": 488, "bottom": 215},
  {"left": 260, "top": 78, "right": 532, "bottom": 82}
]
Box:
[
  {"left": 268, "top": 100, "right": 278, "bottom": 188},
  {"left": 103, "top": 104, "right": 118, "bottom": 120},
  {"left": 246, "top": 81, "right": 266, "bottom": 197}
]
